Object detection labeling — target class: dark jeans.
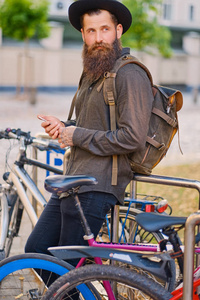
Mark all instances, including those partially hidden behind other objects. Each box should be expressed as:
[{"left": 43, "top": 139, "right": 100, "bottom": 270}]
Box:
[{"left": 25, "top": 191, "right": 117, "bottom": 262}]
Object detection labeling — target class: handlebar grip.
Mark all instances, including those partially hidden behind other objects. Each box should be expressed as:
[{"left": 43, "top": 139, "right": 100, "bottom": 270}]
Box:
[
  {"left": 8, "top": 132, "right": 18, "bottom": 139},
  {"left": 48, "top": 142, "right": 62, "bottom": 150}
]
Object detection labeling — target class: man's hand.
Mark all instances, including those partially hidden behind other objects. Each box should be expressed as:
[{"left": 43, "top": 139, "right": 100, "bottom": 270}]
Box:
[
  {"left": 58, "top": 126, "right": 76, "bottom": 148},
  {"left": 37, "top": 115, "right": 65, "bottom": 139}
]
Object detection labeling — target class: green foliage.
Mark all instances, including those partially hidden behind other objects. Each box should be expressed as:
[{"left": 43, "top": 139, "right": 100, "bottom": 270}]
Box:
[
  {"left": 0, "top": 0, "right": 50, "bottom": 41},
  {"left": 122, "top": 0, "right": 172, "bottom": 57}
]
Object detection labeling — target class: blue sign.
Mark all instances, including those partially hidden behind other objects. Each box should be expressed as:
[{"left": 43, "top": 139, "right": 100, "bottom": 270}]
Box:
[{"left": 46, "top": 149, "right": 65, "bottom": 176}]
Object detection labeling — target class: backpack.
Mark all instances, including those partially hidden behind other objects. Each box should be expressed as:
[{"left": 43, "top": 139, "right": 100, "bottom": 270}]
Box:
[
  {"left": 67, "top": 54, "right": 183, "bottom": 186},
  {"left": 101, "top": 54, "right": 183, "bottom": 185}
]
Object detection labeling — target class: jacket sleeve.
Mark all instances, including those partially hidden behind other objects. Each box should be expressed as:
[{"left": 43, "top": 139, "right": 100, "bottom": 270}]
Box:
[{"left": 72, "top": 64, "right": 154, "bottom": 156}]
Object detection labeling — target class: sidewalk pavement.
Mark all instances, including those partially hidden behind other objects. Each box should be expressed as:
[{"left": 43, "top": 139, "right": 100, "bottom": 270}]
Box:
[{"left": 0, "top": 90, "right": 200, "bottom": 256}]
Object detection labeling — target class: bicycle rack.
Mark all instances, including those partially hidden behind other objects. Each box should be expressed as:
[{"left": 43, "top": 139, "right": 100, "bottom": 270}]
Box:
[
  {"left": 182, "top": 211, "right": 200, "bottom": 300},
  {"left": 133, "top": 174, "right": 200, "bottom": 262},
  {"left": 111, "top": 174, "right": 200, "bottom": 243},
  {"left": 133, "top": 174, "right": 200, "bottom": 203}
]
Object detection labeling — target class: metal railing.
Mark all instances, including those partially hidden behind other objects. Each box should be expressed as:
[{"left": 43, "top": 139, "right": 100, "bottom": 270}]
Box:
[
  {"left": 183, "top": 210, "right": 200, "bottom": 300},
  {"left": 111, "top": 173, "right": 200, "bottom": 242}
]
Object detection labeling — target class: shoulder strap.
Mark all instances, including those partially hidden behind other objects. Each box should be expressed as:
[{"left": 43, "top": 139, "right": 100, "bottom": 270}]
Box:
[
  {"left": 67, "top": 87, "right": 79, "bottom": 121},
  {"left": 101, "top": 55, "right": 153, "bottom": 186},
  {"left": 67, "top": 73, "right": 84, "bottom": 121},
  {"left": 111, "top": 55, "right": 153, "bottom": 85}
]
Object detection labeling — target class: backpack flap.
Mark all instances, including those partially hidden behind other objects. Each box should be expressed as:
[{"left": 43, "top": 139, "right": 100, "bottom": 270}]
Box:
[{"left": 157, "top": 86, "right": 183, "bottom": 112}]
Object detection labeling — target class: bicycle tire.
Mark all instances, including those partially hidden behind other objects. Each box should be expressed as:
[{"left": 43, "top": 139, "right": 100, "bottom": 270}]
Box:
[
  {"left": 98, "top": 207, "right": 176, "bottom": 292},
  {"left": 0, "top": 190, "right": 23, "bottom": 259},
  {"left": 5, "top": 196, "right": 23, "bottom": 258},
  {"left": 42, "top": 264, "right": 172, "bottom": 300},
  {"left": 99, "top": 207, "right": 163, "bottom": 244},
  {"left": 0, "top": 253, "right": 100, "bottom": 300}
]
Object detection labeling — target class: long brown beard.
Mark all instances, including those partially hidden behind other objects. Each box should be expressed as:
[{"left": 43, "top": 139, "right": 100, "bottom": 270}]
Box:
[{"left": 82, "top": 38, "right": 122, "bottom": 82}]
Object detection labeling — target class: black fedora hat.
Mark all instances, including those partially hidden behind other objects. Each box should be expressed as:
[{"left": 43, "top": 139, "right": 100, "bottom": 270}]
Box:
[{"left": 68, "top": 0, "right": 132, "bottom": 34}]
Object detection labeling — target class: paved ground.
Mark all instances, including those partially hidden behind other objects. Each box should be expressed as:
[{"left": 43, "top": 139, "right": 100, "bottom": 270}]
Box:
[{"left": 0, "top": 89, "right": 200, "bottom": 255}]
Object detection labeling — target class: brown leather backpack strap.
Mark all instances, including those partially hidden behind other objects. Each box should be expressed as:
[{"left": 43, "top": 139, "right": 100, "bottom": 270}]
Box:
[
  {"left": 116, "top": 55, "right": 153, "bottom": 86},
  {"left": 98, "top": 71, "right": 118, "bottom": 185},
  {"left": 107, "top": 87, "right": 118, "bottom": 186},
  {"left": 101, "top": 72, "right": 118, "bottom": 185},
  {"left": 152, "top": 107, "right": 178, "bottom": 127},
  {"left": 67, "top": 88, "right": 79, "bottom": 121},
  {"left": 67, "top": 73, "right": 84, "bottom": 121}
]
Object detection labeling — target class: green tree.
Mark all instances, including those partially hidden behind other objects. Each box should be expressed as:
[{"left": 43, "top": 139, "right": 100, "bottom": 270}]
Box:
[
  {"left": 122, "top": 0, "right": 172, "bottom": 58},
  {"left": 0, "top": 0, "right": 50, "bottom": 44},
  {"left": 0, "top": 0, "right": 50, "bottom": 103}
]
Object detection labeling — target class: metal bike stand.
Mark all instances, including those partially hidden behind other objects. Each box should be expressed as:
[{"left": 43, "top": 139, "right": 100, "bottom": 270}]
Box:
[
  {"left": 111, "top": 180, "right": 137, "bottom": 243},
  {"left": 134, "top": 173, "right": 200, "bottom": 267},
  {"left": 111, "top": 205, "right": 119, "bottom": 243},
  {"left": 183, "top": 211, "right": 200, "bottom": 300},
  {"left": 134, "top": 174, "right": 200, "bottom": 204}
]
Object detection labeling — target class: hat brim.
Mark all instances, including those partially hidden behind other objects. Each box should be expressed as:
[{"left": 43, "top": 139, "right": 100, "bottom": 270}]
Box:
[{"left": 68, "top": 0, "right": 132, "bottom": 34}]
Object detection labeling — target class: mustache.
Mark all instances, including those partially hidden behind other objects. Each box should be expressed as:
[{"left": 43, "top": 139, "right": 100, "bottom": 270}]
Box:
[{"left": 87, "top": 42, "right": 112, "bottom": 52}]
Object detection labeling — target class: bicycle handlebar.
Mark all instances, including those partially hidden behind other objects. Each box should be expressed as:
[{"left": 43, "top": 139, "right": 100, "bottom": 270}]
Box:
[{"left": 0, "top": 128, "right": 64, "bottom": 151}]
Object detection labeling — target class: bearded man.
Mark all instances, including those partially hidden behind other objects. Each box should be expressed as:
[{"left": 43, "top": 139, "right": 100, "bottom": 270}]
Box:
[{"left": 25, "top": 0, "right": 153, "bottom": 271}]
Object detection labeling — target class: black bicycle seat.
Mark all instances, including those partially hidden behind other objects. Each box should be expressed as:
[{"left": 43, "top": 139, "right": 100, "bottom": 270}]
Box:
[
  {"left": 136, "top": 212, "right": 187, "bottom": 232},
  {"left": 44, "top": 175, "right": 98, "bottom": 194}
]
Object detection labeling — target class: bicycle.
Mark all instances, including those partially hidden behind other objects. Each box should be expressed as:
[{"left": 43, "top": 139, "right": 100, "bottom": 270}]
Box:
[
  {"left": 39, "top": 173, "right": 199, "bottom": 300},
  {"left": 0, "top": 128, "right": 64, "bottom": 259},
  {"left": 42, "top": 209, "right": 200, "bottom": 300}
]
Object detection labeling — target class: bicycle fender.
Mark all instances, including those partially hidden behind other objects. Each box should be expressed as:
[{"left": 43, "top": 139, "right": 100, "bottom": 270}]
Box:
[{"left": 48, "top": 246, "right": 172, "bottom": 282}]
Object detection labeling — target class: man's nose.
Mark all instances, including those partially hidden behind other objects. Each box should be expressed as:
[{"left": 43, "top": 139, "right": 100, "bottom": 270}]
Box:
[{"left": 95, "top": 31, "right": 103, "bottom": 43}]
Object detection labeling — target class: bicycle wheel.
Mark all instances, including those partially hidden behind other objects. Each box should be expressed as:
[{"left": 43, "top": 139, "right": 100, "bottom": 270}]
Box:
[
  {"left": 6, "top": 195, "right": 24, "bottom": 258},
  {"left": 42, "top": 264, "right": 172, "bottom": 300},
  {"left": 98, "top": 207, "right": 163, "bottom": 244},
  {"left": 98, "top": 207, "right": 176, "bottom": 292},
  {"left": 0, "top": 189, "right": 24, "bottom": 259},
  {"left": 0, "top": 253, "right": 101, "bottom": 300}
]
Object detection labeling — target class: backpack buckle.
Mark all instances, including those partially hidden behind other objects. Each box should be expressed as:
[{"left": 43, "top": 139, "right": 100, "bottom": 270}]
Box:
[{"left": 158, "top": 143, "right": 166, "bottom": 151}]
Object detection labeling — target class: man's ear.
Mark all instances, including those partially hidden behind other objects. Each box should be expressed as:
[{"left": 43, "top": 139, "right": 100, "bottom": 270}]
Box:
[
  {"left": 81, "top": 28, "right": 85, "bottom": 42},
  {"left": 116, "top": 24, "right": 123, "bottom": 39}
]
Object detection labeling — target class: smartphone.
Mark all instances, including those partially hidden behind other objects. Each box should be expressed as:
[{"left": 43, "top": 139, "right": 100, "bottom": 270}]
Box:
[{"left": 38, "top": 116, "right": 48, "bottom": 122}]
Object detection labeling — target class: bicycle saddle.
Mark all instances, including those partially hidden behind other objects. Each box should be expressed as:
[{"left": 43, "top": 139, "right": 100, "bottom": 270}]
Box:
[
  {"left": 136, "top": 212, "right": 187, "bottom": 232},
  {"left": 44, "top": 175, "right": 98, "bottom": 194}
]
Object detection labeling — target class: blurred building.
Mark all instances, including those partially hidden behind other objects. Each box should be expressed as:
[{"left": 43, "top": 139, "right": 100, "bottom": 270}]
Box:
[
  {"left": 159, "top": 0, "right": 200, "bottom": 49},
  {"left": 1, "top": 0, "right": 200, "bottom": 92},
  {"left": 161, "top": 0, "right": 200, "bottom": 28},
  {"left": 48, "top": 0, "right": 72, "bottom": 18}
]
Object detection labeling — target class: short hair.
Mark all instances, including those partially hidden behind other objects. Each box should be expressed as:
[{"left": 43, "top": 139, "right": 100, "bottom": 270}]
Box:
[{"left": 80, "top": 9, "right": 118, "bottom": 29}]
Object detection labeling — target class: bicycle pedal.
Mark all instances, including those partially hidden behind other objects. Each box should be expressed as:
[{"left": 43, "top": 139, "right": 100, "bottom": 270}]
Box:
[{"left": 27, "top": 289, "right": 41, "bottom": 300}]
